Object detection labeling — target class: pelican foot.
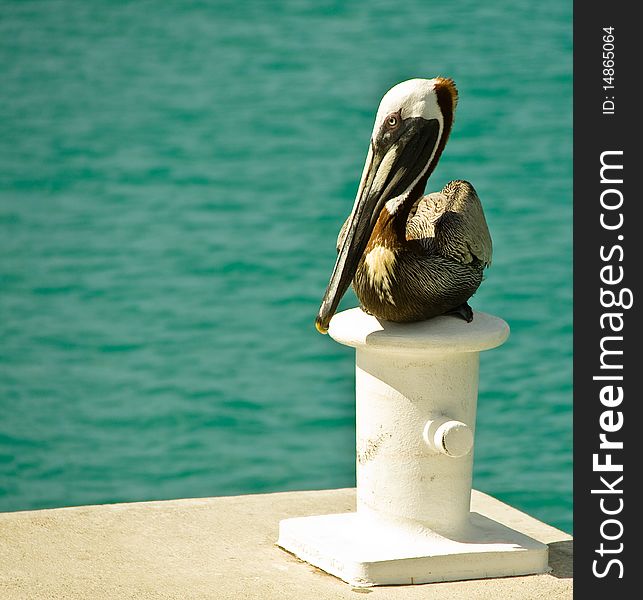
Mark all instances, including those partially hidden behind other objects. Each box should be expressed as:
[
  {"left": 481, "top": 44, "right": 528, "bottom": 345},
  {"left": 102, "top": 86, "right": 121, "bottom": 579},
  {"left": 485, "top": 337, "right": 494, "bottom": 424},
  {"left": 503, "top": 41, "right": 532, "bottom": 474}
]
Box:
[{"left": 447, "top": 302, "right": 473, "bottom": 323}]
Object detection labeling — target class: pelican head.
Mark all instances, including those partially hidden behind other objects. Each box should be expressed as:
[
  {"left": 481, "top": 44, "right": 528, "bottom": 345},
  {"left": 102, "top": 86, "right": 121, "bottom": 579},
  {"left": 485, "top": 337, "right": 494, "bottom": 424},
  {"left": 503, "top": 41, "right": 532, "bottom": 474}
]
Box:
[{"left": 315, "top": 77, "right": 458, "bottom": 333}]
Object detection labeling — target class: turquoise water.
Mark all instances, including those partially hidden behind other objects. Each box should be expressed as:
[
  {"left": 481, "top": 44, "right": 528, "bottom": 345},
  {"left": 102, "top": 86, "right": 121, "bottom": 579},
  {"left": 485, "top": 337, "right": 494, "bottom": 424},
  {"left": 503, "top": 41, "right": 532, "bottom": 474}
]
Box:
[{"left": 0, "top": 1, "right": 572, "bottom": 532}]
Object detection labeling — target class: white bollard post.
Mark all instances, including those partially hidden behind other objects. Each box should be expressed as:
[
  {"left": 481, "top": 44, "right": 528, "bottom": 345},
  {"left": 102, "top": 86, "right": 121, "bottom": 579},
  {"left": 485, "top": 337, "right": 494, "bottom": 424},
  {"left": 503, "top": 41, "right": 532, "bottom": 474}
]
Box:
[{"left": 278, "top": 308, "right": 549, "bottom": 587}]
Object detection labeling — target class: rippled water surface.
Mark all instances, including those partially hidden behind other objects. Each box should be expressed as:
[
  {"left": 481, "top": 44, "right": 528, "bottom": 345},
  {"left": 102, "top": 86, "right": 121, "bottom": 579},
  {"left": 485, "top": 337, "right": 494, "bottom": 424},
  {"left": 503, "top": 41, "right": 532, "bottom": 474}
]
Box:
[{"left": 1, "top": 0, "right": 572, "bottom": 532}]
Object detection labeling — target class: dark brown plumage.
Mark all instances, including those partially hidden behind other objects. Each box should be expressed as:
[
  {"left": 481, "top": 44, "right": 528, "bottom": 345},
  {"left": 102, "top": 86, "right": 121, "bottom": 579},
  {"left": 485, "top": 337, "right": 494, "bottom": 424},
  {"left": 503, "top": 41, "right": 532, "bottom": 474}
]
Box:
[{"left": 350, "top": 180, "right": 491, "bottom": 323}]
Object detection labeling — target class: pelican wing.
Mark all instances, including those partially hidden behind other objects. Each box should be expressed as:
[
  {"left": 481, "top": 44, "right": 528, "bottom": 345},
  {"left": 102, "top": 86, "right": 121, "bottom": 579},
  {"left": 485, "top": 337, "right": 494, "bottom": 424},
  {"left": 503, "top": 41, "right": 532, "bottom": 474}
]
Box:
[{"left": 406, "top": 180, "right": 492, "bottom": 267}]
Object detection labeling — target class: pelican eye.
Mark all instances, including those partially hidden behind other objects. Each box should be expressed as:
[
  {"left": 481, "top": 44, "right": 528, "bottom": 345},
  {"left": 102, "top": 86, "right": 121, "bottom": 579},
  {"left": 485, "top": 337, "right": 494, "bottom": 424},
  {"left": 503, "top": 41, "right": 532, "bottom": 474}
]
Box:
[{"left": 386, "top": 114, "right": 399, "bottom": 128}]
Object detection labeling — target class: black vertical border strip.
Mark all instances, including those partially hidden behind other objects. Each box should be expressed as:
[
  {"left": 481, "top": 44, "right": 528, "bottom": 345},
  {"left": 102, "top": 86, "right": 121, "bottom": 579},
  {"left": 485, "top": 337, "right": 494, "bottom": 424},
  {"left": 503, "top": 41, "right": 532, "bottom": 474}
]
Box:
[{"left": 574, "top": 1, "right": 638, "bottom": 595}]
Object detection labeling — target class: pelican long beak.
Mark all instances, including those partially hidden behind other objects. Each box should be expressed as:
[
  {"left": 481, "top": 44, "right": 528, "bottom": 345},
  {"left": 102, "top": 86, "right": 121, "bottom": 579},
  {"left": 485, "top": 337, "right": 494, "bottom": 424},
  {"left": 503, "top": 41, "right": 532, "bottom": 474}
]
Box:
[{"left": 315, "top": 117, "right": 441, "bottom": 333}]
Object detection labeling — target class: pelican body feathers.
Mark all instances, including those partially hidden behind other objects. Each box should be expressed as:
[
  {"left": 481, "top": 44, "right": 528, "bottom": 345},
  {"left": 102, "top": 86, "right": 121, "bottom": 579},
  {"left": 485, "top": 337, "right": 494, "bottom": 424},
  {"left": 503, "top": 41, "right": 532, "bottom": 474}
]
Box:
[{"left": 352, "top": 180, "right": 491, "bottom": 323}]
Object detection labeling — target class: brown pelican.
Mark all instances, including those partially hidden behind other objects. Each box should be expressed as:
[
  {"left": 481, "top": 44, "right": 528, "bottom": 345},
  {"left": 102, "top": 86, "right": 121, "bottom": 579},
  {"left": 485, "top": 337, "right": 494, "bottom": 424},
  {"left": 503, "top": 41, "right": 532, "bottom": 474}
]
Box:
[{"left": 315, "top": 77, "right": 492, "bottom": 334}]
